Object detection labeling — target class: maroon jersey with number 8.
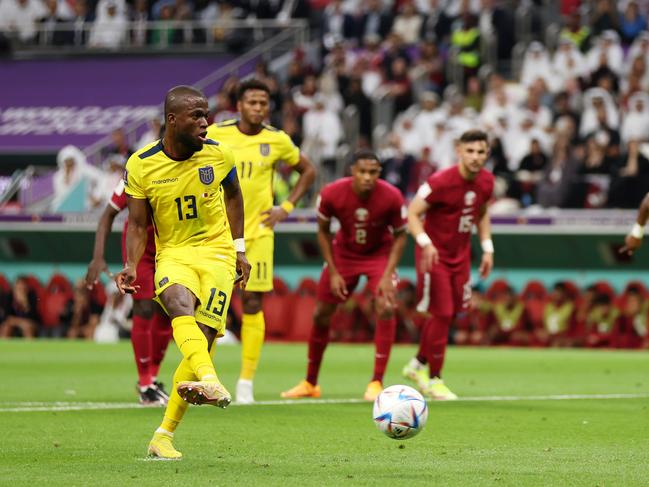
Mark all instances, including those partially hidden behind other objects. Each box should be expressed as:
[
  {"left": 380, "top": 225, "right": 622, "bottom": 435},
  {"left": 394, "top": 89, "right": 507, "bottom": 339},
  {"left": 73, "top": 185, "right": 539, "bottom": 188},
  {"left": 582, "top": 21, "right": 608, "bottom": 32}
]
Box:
[{"left": 317, "top": 177, "right": 407, "bottom": 260}]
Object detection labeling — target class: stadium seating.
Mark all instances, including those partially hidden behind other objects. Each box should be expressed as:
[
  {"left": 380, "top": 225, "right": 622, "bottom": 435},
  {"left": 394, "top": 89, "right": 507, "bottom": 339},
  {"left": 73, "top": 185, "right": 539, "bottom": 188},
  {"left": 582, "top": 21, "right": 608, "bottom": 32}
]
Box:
[
  {"left": 295, "top": 277, "right": 318, "bottom": 296},
  {"left": 285, "top": 294, "right": 317, "bottom": 342},
  {"left": 263, "top": 294, "right": 292, "bottom": 339},
  {"left": 40, "top": 293, "right": 70, "bottom": 328},
  {"left": 272, "top": 277, "right": 290, "bottom": 296},
  {"left": 0, "top": 274, "right": 10, "bottom": 295}
]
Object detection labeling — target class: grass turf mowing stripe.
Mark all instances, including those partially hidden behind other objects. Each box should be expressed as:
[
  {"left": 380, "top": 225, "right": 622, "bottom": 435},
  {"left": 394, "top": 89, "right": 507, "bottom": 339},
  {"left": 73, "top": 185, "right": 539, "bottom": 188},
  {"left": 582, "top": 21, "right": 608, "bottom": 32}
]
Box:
[{"left": 2, "top": 392, "right": 648, "bottom": 412}]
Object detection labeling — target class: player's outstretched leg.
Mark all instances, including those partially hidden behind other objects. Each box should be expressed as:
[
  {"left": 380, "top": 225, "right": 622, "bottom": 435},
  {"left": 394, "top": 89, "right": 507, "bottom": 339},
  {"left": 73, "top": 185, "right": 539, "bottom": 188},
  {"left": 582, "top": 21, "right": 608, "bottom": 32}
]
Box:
[
  {"left": 176, "top": 381, "right": 231, "bottom": 407},
  {"left": 171, "top": 315, "right": 231, "bottom": 407}
]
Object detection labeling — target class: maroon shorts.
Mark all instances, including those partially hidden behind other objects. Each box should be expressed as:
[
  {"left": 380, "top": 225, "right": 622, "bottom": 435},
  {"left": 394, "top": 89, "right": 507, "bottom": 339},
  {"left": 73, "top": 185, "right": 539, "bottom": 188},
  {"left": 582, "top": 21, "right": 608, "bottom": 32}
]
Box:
[
  {"left": 415, "top": 263, "right": 471, "bottom": 318},
  {"left": 317, "top": 253, "right": 391, "bottom": 304},
  {"left": 121, "top": 237, "right": 156, "bottom": 301}
]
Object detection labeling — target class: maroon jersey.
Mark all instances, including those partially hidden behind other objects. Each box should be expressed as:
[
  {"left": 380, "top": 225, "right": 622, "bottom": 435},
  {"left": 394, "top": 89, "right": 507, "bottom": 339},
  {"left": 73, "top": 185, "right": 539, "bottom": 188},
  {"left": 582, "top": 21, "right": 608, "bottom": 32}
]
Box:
[
  {"left": 317, "top": 177, "right": 407, "bottom": 259},
  {"left": 420, "top": 165, "right": 494, "bottom": 269},
  {"left": 109, "top": 180, "right": 156, "bottom": 259}
]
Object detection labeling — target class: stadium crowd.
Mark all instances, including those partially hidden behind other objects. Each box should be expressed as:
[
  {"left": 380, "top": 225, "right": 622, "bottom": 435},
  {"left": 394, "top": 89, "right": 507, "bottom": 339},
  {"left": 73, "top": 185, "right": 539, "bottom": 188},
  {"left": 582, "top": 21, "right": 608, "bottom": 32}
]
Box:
[
  {"left": 1, "top": 272, "right": 647, "bottom": 348},
  {"left": 6, "top": 0, "right": 649, "bottom": 210},
  {"left": 231, "top": 0, "right": 649, "bottom": 211}
]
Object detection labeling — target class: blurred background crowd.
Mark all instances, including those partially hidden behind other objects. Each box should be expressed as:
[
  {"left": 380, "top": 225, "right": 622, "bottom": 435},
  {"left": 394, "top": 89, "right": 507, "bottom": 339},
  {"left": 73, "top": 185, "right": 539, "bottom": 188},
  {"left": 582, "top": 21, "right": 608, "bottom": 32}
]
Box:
[
  {"left": 4, "top": 0, "right": 649, "bottom": 211},
  {"left": 2, "top": 272, "right": 648, "bottom": 348}
]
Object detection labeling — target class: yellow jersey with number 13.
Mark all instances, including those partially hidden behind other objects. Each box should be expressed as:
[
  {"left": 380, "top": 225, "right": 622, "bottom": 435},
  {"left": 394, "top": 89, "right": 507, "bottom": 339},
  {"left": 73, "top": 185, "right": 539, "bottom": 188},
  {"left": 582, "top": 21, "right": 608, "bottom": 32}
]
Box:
[
  {"left": 206, "top": 120, "right": 299, "bottom": 240},
  {"left": 123, "top": 139, "right": 236, "bottom": 255}
]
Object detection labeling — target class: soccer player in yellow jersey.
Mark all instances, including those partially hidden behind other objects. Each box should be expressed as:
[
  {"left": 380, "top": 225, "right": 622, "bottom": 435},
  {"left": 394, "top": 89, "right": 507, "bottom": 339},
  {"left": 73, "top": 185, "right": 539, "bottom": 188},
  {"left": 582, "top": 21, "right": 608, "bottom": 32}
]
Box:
[
  {"left": 115, "top": 85, "right": 251, "bottom": 460},
  {"left": 207, "top": 79, "right": 315, "bottom": 403}
]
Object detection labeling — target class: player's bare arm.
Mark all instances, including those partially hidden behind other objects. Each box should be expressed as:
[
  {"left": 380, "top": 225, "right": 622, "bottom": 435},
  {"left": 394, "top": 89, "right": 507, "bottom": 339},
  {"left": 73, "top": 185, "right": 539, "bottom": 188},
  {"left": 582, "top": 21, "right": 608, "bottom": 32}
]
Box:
[
  {"left": 621, "top": 192, "right": 649, "bottom": 255},
  {"left": 86, "top": 204, "right": 119, "bottom": 289},
  {"left": 222, "top": 167, "right": 252, "bottom": 288},
  {"left": 408, "top": 194, "right": 438, "bottom": 272},
  {"left": 115, "top": 196, "right": 148, "bottom": 294},
  {"left": 377, "top": 229, "right": 407, "bottom": 309},
  {"left": 316, "top": 215, "right": 348, "bottom": 300},
  {"left": 261, "top": 153, "right": 316, "bottom": 228},
  {"left": 477, "top": 204, "right": 494, "bottom": 279}
]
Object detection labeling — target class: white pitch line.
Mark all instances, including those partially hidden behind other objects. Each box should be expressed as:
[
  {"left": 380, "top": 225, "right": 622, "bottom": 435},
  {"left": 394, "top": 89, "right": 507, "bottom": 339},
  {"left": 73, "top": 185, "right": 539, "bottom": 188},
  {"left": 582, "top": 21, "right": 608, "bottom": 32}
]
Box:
[{"left": 0, "top": 393, "right": 648, "bottom": 413}]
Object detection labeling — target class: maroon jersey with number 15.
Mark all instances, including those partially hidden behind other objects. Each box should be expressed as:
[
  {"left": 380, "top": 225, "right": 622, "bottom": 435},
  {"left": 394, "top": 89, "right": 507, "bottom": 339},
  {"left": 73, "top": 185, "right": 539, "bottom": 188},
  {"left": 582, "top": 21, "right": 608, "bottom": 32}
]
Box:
[
  {"left": 419, "top": 166, "right": 494, "bottom": 270},
  {"left": 316, "top": 177, "right": 407, "bottom": 260}
]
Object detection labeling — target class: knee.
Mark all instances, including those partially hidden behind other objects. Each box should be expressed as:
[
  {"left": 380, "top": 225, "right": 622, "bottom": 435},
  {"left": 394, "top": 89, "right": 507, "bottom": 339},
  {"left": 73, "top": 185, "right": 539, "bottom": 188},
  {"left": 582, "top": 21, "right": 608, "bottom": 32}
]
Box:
[
  {"left": 313, "top": 307, "right": 334, "bottom": 328},
  {"left": 374, "top": 298, "right": 395, "bottom": 320},
  {"left": 162, "top": 290, "right": 195, "bottom": 318}
]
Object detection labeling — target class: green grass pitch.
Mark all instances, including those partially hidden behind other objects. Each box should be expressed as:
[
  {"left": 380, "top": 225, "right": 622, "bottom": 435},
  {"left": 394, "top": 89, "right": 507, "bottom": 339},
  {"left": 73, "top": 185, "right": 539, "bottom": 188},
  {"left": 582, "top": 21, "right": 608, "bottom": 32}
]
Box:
[{"left": 0, "top": 341, "right": 648, "bottom": 486}]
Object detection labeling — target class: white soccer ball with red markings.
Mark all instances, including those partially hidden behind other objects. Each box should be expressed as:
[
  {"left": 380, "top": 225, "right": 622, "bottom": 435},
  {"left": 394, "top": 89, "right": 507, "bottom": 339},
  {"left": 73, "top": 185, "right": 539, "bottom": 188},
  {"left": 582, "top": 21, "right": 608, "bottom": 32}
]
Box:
[{"left": 372, "top": 384, "right": 428, "bottom": 440}]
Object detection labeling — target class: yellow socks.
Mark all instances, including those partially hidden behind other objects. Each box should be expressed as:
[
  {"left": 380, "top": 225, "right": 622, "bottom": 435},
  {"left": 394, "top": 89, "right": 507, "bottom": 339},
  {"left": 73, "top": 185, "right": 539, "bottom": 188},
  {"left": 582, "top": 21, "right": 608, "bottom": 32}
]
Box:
[
  {"left": 240, "top": 311, "right": 265, "bottom": 381},
  {"left": 160, "top": 358, "right": 195, "bottom": 432},
  {"left": 171, "top": 316, "right": 216, "bottom": 381},
  {"left": 159, "top": 331, "right": 222, "bottom": 434}
]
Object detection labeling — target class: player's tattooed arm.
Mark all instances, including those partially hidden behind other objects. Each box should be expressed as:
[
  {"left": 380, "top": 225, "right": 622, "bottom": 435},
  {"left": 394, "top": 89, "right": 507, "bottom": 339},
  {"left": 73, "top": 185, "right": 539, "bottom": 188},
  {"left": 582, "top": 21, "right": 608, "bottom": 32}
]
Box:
[
  {"left": 115, "top": 197, "right": 148, "bottom": 294},
  {"left": 621, "top": 191, "right": 649, "bottom": 255},
  {"left": 222, "top": 167, "right": 251, "bottom": 288},
  {"left": 317, "top": 215, "right": 348, "bottom": 300}
]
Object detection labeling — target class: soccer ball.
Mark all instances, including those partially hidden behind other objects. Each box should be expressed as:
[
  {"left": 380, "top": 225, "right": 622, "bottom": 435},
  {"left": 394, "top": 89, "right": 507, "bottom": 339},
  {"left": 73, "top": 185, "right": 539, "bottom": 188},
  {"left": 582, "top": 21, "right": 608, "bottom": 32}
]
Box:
[{"left": 372, "top": 384, "right": 428, "bottom": 440}]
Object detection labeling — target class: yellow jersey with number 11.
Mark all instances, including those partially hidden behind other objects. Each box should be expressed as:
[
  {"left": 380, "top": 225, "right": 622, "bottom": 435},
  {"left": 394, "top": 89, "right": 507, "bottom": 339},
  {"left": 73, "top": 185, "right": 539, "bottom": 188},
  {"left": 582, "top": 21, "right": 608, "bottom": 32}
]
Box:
[
  {"left": 206, "top": 120, "right": 300, "bottom": 240},
  {"left": 123, "top": 139, "right": 236, "bottom": 256}
]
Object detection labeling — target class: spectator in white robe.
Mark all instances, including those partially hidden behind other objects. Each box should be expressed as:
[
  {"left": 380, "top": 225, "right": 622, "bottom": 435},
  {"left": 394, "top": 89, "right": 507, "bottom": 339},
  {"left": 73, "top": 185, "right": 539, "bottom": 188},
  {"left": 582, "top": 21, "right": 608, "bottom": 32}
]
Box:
[
  {"left": 412, "top": 91, "right": 442, "bottom": 143},
  {"left": 0, "top": 0, "right": 47, "bottom": 42},
  {"left": 88, "top": 0, "right": 128, "bottom": 49},
  {"left": 621, "top": 92, "right": 649, "bottom": 144},
  {"left": 520, "top": 42, "right": 558, "bottom": 91},
  {"left": 552, "top": 38, "right": 589, "bottom": 91},
  {"left": 51, "top": 145, "right": 103, "bottom": 210},
  {"left": 580, "top": 88, "right": 620, "bottom": 138},
  {"left": 587, "top": 30, "right": 624, "bottom": 76},
  {"left": 626, "top": 30, "right": 649, "bottom": 71},
  {"left": 302, "top": 94, "right": 342, "bottom": 175},
  {"left": 391, "top": 0, "right": 423, "bottom": 45}
]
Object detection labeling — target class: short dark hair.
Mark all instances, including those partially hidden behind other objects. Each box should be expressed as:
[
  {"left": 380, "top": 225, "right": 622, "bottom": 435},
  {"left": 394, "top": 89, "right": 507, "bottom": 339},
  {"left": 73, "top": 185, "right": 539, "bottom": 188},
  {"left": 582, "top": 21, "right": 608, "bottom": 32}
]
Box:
[
  {"left": 352, "top": 150, "right": 380, "bottom": 165},
  {"left": 164, "top": 85, "right": 205, "bottom": 117},
  {"left": 459, "top": 129, "right": 489, "bottom": 144},
  {"left": 237, "top": 79, "right": 270, "bottom": 100}
]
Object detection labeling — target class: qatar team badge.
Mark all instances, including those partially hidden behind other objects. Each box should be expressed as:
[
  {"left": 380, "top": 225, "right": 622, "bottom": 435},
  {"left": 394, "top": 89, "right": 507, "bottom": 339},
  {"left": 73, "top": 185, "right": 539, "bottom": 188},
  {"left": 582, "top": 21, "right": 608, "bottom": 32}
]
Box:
[
  {"left": 259, "top": 143, "right": 270, "bottom": 156},
  {"left": 355, "top": 208, "right": 369, "bottom": 222},
  {"left": 198, "top": 166, "right": 214, "bottom": 185}
]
